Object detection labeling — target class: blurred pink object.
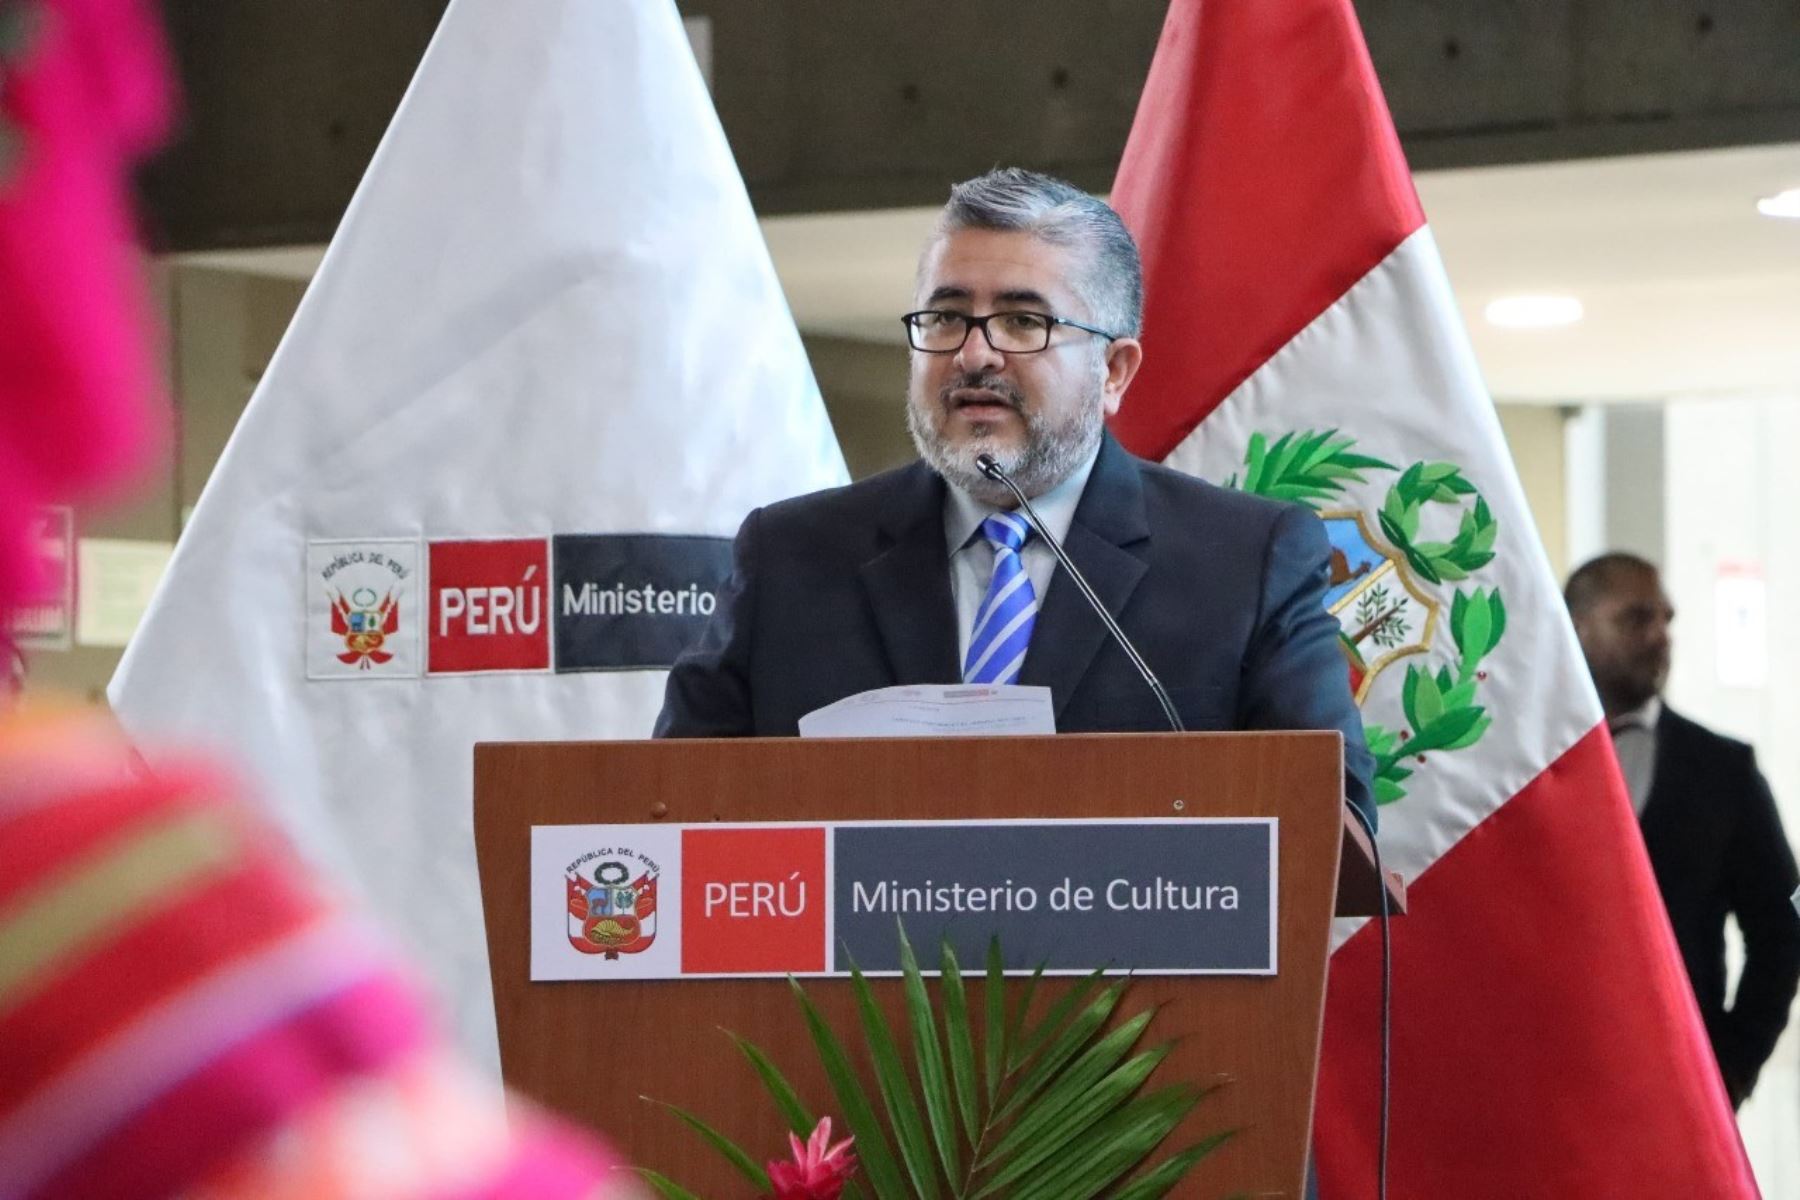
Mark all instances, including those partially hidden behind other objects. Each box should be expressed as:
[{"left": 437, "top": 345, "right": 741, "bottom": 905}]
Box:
[
  {"left": 0, "top": 0, "right": 174, "bottom": 612},
  {"left": 766, "top": 1117, "right": 857, "bottom": 1200}
]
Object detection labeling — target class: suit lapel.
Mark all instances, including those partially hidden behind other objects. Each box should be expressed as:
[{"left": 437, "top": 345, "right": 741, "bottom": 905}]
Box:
[
  {"left": 1640, "top": 705, "right": 1684, "bottom": 827},
  {"left": 858, "top": 463, "right": 961, "bottom": 685},
  {"left": 1019, "top": 434, "right": 1150, "bottom": 721}
]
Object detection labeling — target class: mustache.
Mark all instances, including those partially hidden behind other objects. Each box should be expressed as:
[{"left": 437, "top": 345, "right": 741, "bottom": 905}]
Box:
[{"left": 940, "top": 372, "right": 1026, "bottom": 410}]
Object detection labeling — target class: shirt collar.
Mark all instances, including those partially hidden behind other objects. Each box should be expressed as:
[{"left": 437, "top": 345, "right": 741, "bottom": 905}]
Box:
[
  {"left": 943, "top": 442, "right": 1102, "bottom": 555},
  {"left": 1609, "top": 695, "right": 1662, "bottom": 733}
]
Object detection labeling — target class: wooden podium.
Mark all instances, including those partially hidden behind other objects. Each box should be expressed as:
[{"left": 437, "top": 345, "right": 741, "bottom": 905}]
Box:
[{"left": 475, "top": 731, "right": 1396, "bottom": 1197}]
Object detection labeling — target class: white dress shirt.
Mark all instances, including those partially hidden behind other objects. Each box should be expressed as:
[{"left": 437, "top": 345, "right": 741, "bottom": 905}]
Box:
[
  {"left": 1609, "top": 695, "right": 1662, "bottom": 816},
  {"left": 943, "top": 446, "right": 1101, "bottom": 668}
]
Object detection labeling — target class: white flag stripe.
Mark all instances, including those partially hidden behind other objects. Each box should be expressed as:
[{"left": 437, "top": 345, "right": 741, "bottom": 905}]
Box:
[
  {"left": 1163, "top": 228, "right": 1598, "bottom": 940},
  {"left": 109, "top": 0, "right": 846, "bottom": 1060}
]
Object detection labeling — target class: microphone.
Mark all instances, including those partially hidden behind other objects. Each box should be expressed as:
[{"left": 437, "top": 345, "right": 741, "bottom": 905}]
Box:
[{"left": 975, "top": 452, "right": 1184, "bottom": 734}]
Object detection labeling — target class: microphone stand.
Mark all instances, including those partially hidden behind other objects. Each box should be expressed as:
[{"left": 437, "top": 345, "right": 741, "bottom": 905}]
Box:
[{"left": 974, "top": 452, "right": 1184, "bottom": 734}]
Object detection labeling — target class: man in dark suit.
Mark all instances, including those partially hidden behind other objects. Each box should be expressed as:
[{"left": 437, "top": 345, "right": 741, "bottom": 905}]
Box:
[
  {"left": 1567, "top": 552, "right": 1800, "bottom": 1106},
  {"left": 656, "top": 168, "right": 1375, "bottom": 828}
]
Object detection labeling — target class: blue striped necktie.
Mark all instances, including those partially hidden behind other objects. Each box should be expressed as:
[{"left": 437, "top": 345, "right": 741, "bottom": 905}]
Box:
[{"left": 963, "top": 513, "right": 1037, "bottom": 685}]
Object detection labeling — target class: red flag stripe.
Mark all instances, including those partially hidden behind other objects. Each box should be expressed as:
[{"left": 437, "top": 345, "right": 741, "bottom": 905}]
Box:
[
  {"left": 1109, "top": 0, "right": 1423, "bottom": 461},
  {"left": 1316, "top": 724, "right": 1755, "bottom": 1197}
]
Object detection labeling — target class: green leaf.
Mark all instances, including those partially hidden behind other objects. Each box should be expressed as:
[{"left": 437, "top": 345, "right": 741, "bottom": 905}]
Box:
[
  {"left": 634, "top": 1168, "right": 707, "bottom": 1200},
  {"left": 653, "top": 1101, "right": 771, "bottom": 1192},
  {"left": 1413, "top": 540, "right": 1453, "bottom": 558},
  {"left": 1265, "top": 432, "right": 1305, "bottom": 487},
  {"left": 1243, "top": 432, "right": 1270, "bottom": 493},
  {"left": 974, "top": 1046, "right": 1173, "bottom": 1196},
  {"left": 1442, "top": 710, "right": 1492, "bottom": 751},
  {"left": 1454, "top": 588, "right": 1492, "bottom": 661},
  {"left": 1401, "top": 540, "right": 1442, "bottom": 584},
  {"left": 1490, "top": 588, "right": 1508, "bottom": 646},
  {"left": 896, "top": 930, "right": 959, "bottom": 1186},
  {"left": 984, "top": 937, "right": 1007, "bottom": 1105},
  {"left": 1416, "top": 705, "right": 1485, "bottom": 752},
  {"left": 1434, "top": 664, "right": 1454, "bottom": 695},
  {"left": 1469, "top": 518, "right": 1498, "bottom": 556},
  {"left": 1004, "top": 963, "right": 1048, "bottom": 1065},
  {"left": 1443, "top": 680, "right": 1477, "bottom": 710},
  {"left": 1401, "top": 665, "right": 1442, "bottom": 732},
  {"left": 790, "top": 978, "right": 910, "bottom": 1200},
  {"left": 1362, "top": 723, "right": 1398, "bottom": 756},
  {"left": 849, "top": 962, "right": 941, "bottom": 1198},
  {"left": 939, "top": 941, "right": 982, "bottom": 1146},
  {"left": 979, "top": 1011, "right": 1157, "bottom": 1167},
  {"left": 728, "top": 1032, "right": 814, "bottom": 1136},
  {"left": 1008, "top": 1086, "right": 1203, "bottom": 1200},
  {"left": 1109, "top": 1132, "right": 1236, "bottom": 1200},
  {"left": 1443, "top": 471, "right": 1477, "bottom": 495},
  {"left": 997, "top": 978, "right": 1127, "bottom": 1122},
  {"left": 1397, "top": 461, "right": 1426, "bottom": 502},
  {"left": 1419, "top": 462, "right": 1458, "bottom": 483},
  {"left": 1008, "top": 967, "right": 1101, "bottom": 1072},
  {"left": 1374, "top": 777, "right": 1408, "bottom": 805},
  {"left": 1336, "top": 450, "right": 1397, "bottom": 472}
]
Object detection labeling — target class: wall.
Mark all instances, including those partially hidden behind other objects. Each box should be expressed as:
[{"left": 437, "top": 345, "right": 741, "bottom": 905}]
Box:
[
  {"left": 15, "top": 265, "right": 304, "bottom": 705},
  {"left": 1663, "top": 393, "right": 1800, "bottom": 1196}
]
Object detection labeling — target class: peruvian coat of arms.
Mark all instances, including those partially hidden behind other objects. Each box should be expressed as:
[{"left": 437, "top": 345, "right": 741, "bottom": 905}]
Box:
[
  {"left": 328, "top": 586, "right": 401, "bottom": 668},
  {"left": 1225, "top": 430, "right": 1506, "bottom": 806},
  {"left": 566, "top": 857, "right": 659, "bottom": 958}
]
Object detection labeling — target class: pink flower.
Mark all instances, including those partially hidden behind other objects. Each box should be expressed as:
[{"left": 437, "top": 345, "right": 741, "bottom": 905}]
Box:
[{"left": 767, "top": 1117, "right": 857, "bottom": 1200}]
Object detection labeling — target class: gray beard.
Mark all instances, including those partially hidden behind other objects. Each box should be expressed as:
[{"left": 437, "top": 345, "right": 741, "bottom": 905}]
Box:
[{"left": 906, "top": 381, "right": 1104, "bottom": 506}]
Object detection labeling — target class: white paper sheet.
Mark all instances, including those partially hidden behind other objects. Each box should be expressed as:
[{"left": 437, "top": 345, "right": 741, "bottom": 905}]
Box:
[{"left": 797, "top": 683, "right": 1056, "bottom": 739}]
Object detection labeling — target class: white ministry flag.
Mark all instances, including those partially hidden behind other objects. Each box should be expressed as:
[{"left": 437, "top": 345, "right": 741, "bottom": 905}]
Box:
[{"left": 110, "top": 0, "right": 847, "bottom": 1060}]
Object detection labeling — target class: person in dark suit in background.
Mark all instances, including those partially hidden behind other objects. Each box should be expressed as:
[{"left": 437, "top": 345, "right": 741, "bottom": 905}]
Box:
[
  {"left": 1567, "top": 552, "right": 1800, "bottom": 1106},
  {"left": 655, "top": 167, "right": 1375, "bottom": 829}
]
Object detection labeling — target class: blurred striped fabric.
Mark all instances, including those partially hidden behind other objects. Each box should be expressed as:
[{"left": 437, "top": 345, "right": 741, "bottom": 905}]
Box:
[{"left": 0, "top": 709, "right": 637, "bottom": 1200}]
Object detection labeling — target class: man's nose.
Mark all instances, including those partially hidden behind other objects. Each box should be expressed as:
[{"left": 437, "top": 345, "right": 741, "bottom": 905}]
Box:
[{"left": 955, "top": 322, "right": 1006, "bottom": 373}]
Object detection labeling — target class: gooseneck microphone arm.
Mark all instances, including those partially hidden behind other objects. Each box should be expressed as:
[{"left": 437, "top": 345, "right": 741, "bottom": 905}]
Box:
[{"left": 975, "top": 453, "right": 1185, "bottom": 734}]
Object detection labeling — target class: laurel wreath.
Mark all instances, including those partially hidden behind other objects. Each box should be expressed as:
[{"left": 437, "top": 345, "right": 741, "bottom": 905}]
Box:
[
  {"left": 1224, "top": 428, "right": 1505, "bottom": 806},
  {"left": 1360, "top": 586, "right": 1504, "bottom": 804},
  {"left": 1377, "top": 461, "right": 1497, "bottom": 585}
]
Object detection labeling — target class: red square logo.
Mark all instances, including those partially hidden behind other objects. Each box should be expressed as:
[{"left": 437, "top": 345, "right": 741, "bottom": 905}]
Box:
[
  {"left": 427, "top": 538, "right": 551, "bottom": 673},
  {"left": 682, "top": 827, "right": 826, "bottom": 975}
]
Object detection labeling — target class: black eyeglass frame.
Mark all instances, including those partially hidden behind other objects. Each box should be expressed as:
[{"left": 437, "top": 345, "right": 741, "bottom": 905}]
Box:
[{"left": 899, "top": 309, "right": 1123, "bottom": 354}]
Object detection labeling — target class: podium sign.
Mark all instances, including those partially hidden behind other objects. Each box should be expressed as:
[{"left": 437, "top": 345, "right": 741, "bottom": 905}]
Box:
[{"left": 533, "top": 817, "right": 1278, "bottom": 981}]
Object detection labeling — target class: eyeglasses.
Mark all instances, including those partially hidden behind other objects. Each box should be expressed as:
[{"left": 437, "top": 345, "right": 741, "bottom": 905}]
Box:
[{"left": 900, "top": 309, "right": 1121, "bottom": 354}]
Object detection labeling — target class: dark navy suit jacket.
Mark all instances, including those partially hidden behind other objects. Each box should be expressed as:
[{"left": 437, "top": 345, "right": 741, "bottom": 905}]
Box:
[
  {"left": 655, "top": 433, "right": 1376, "bottom": 827},
  {"left": 1640, "top": 706, "right": 1800, "bottom": 1104}
]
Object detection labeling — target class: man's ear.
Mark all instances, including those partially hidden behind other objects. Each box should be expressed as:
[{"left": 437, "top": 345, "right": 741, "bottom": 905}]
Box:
[{"left": 1100, "top": 337, "right": 1143, "bottom": 416}]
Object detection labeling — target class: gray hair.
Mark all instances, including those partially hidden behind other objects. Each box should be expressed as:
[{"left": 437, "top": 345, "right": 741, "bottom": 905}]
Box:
[{"left": 930, "top": 168, "right": 1144, "bottom": 338}]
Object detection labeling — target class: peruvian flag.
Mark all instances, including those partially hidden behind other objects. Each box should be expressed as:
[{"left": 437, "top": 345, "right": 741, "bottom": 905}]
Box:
[{"left": 1110, "top": 2, "right": 1755, "bottom": 1196}]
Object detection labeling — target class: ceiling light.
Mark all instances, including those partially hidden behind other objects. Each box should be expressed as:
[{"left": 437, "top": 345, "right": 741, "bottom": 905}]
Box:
[
  {"left": 1755, "top": 187, "right": 1800, "bottom": 219},
  {"left": 1483, "top": 295, "right": 1584, "bottom": 329}
]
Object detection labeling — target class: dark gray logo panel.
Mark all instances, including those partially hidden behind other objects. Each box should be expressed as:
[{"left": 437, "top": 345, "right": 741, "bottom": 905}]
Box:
[
  {"left": 832, "top": 821, "right": 1274, "bottom": 974},
  {"left": 551, "top": 534, "right": 733, "bottom": 671}
]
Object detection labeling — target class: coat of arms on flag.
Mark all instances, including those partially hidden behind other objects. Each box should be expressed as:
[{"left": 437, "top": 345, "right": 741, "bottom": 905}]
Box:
[
  {"left": 1223, "top": 430, "right": 1504, "bottom": 806},
  {"left": 305, "top": 539, "right": 421, "bottom": 679},
  {"left": 566, "top": 853, "right": 659, "bottom": 958}
]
